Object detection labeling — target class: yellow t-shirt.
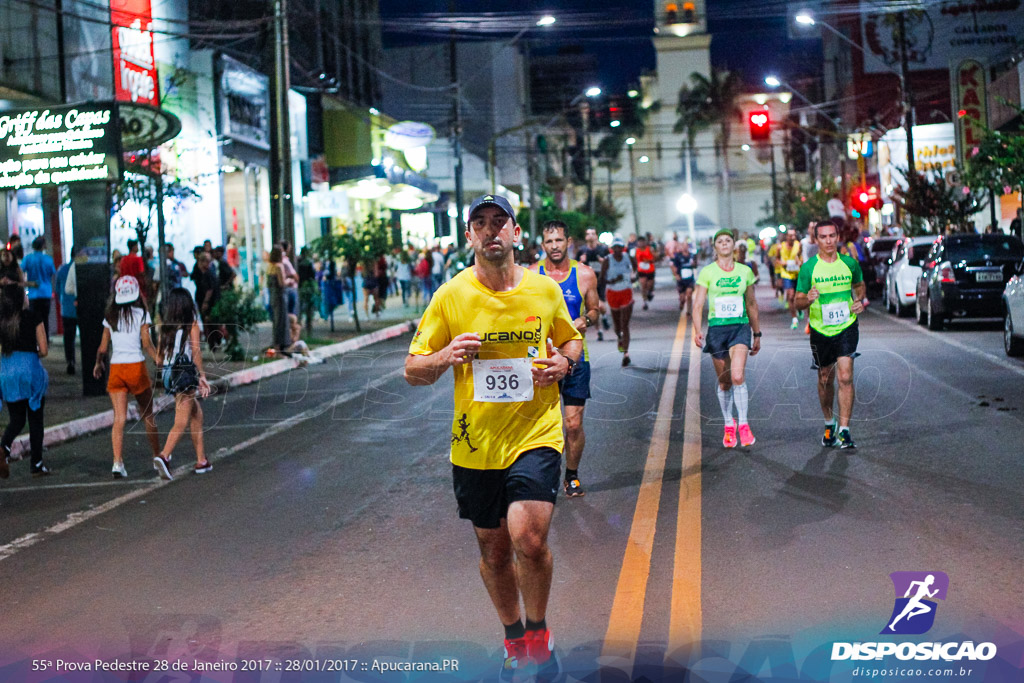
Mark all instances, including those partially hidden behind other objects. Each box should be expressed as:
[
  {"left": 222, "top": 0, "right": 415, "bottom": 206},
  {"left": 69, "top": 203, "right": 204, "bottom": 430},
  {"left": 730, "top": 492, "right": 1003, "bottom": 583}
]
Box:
[
  {"left": 778, "top": 241, "right": 802, "bottom": 280},
  {"left": 768, "top": 243, "right": 782, "bottom": 274},
  {"left": 409, "top": 267, "right": 582, "bottom": 470}
]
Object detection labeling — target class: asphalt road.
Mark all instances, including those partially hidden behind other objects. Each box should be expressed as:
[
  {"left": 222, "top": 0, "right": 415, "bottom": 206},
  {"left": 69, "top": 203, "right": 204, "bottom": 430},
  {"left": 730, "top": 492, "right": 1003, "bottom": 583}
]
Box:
[{"left": 0, "top": 270, "right": 1022, "bottom": 683}]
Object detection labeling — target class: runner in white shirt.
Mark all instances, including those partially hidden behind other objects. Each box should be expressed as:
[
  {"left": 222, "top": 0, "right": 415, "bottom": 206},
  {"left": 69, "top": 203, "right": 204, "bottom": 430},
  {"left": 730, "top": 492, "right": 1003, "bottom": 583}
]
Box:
[{"left": 601, "top": 236, "right": 636, "bottom": 367}]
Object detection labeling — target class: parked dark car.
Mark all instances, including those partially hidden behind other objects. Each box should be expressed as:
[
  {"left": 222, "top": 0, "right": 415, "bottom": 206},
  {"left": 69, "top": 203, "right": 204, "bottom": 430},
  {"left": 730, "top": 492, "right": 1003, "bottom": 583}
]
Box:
[
  {"left": 916, "top": 233, "right": 1024, "bottom": 330},
  {"left": 865, "top": 236, "right": 900, "bottom": 298}
]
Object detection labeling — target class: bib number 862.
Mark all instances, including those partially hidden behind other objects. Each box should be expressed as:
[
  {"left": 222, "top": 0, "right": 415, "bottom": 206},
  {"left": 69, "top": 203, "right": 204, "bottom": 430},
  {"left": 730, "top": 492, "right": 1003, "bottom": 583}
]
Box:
[{"left": 485, "top": 373, "right": 519, "bottom": 391}]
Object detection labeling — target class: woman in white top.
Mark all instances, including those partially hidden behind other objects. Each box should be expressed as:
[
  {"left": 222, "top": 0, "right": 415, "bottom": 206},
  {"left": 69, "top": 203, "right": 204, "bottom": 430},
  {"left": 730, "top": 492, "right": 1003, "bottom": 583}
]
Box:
[
  {"left": 152, "top": 287, "right": 211, "bottom": 480},
  {"left": 94, "top": 276, "right": 160, "bottom": 478}
]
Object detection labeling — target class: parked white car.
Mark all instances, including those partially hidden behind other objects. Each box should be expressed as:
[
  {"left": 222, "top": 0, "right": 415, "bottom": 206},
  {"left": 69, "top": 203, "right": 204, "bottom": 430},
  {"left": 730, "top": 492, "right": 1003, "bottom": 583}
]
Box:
[
  {"left": 885, "top": 236, "right": 938, "bottom": 317},
  {"left": 1004, "top": 261, "right": 1024, "bottom": 356}
]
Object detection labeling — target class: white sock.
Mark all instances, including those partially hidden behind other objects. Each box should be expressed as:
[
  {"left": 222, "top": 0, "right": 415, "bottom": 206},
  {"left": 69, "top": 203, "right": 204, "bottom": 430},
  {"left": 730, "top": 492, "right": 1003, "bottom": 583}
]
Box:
[
  {"left": 839, "top": 424, "right": 849, "bottom": 432},
  {"left": 716, "top": 387, "right": 734, "bottom": 423},
  {"left": 733, "top": 383, "right": 749, "bottom": 425}
]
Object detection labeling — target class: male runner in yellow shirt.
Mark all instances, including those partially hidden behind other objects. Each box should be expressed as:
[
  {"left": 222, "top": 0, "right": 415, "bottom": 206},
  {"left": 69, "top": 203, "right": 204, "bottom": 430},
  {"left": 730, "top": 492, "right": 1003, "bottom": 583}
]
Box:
[{"left": 406, "top": 194, "right": 582, "bottom": 679}]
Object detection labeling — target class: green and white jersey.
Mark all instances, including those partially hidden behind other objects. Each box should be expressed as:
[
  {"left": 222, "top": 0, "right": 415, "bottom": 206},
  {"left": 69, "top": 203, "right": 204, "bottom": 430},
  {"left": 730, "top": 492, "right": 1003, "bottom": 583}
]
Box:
[
  {"left": 796, "top": 254, "right": 864, "bottom": 336},
  {"left": 696, "top": 261, "right": 757, "bottom": 326}
]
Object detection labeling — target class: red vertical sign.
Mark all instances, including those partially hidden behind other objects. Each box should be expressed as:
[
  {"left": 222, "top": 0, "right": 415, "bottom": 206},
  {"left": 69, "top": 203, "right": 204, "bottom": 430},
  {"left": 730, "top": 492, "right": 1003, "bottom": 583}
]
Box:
[{"left": 111, "top": 0, "right": 160, "bottom": 106}]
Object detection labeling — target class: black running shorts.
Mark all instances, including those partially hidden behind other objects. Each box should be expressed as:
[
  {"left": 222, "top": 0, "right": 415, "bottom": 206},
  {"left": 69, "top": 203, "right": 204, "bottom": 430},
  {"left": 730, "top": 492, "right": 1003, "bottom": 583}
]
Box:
[
  {"left": 809, "top": 320, "right": 860, "bottom": 369},
  {"left": 452, "top": 447, "right": 561, "bottom": 529}
]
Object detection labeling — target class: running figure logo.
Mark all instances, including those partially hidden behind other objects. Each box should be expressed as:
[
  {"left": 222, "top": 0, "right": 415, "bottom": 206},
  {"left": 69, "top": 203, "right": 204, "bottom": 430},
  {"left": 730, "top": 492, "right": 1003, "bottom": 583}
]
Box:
[
  {"left": 452, "top": 413, "right": 478, "bottom": 453},
  {"left": 881, "top": 571, "right": 949, "bottom": 635}
]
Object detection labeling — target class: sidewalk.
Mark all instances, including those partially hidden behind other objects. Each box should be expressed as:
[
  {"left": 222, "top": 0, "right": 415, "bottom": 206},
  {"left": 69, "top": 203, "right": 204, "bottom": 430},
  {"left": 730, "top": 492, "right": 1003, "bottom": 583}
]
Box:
[{"left": 22, "top": 287, "right": 423, "bottom": 457}]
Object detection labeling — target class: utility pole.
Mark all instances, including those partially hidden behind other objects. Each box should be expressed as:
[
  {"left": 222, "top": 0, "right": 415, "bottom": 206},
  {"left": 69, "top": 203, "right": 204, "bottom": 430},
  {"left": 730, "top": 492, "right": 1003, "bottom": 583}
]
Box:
[
  {"left": 684, "top": 143, "right": 696, "bottom": 245},
  {"left": 269, "top": 0, "right": 294, "bottom": 247},
  {"left": 769, "top": 142, "right": 778, "bottom": 221},
  {"left": 896, "top": 11, "right": 916, "bottom": 174},
  {"left": 449, "top": 3, "right": 465, "bottom": 248},
  {"left": 580, "top": 100, "right": 593, "bottom": 214}
]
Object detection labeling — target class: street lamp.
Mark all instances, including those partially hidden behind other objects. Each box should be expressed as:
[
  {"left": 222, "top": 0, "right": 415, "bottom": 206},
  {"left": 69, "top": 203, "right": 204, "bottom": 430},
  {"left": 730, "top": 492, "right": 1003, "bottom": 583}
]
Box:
[
  {"left": 536, "top": 15, "right": 556, "bottom": 26},
  {"left": 794, "top": 11, "right": 815, "bottom": 25},
  {"left": 765, "top": 73, "right": 847, "bottom": 203},
  {"left": 677, "top": 193, "right": 698, "bottom": 247},
  {"left": 571, "top": 86, "right": 603, "bottom": 214},
  {"left": 610, "top": 120, "right": 621, "bottom": 128},
  {"left": 676, "top": 193, "right": 697, "bottom": 215}
]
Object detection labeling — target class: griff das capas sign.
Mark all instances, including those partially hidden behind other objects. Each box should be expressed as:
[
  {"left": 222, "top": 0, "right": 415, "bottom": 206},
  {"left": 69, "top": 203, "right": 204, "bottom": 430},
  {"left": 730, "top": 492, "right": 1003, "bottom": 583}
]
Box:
[{"left": 0, "top": 103, "right": 121, "bottom": 190}]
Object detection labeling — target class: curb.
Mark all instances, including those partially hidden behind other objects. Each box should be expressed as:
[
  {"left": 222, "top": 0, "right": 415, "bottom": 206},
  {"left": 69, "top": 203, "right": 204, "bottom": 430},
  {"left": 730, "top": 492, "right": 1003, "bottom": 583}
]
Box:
[{"left": 12, "top": 318, "right": 418, "bottom": 458}]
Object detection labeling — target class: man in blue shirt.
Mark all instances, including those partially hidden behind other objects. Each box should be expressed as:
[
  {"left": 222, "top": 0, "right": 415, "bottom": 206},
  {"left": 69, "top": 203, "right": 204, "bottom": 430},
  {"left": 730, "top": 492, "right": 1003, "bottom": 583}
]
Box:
[
  {"left": 56, "top": 245, "right": 78, "bottom": 375},
  {"left": 22, "top": 236, "right": 56, "bottom": 338}
]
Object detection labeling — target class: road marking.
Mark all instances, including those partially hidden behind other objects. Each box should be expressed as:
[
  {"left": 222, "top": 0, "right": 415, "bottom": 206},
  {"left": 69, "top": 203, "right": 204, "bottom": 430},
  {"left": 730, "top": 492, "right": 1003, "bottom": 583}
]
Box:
[
  {"left": 601, "top": 313, "right": 688, "bottom": 667},
  {"left": 0, "top": 369, "right": 404, "bottom": 564},
  {"left": 0, "top": 480, "right": 152, "bottom": 493},
  {"left": 867, "top": 308, "right": 1024, "bottom": 379},
  {"left": 668, "top": 320, "right": 702, "bottom": 653}
]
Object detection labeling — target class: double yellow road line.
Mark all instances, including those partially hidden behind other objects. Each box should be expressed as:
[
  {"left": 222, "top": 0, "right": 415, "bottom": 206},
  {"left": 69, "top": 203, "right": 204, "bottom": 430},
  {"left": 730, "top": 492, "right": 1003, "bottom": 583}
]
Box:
[{"left": 601, "top": 311, "right": 703, "bottom": 667}]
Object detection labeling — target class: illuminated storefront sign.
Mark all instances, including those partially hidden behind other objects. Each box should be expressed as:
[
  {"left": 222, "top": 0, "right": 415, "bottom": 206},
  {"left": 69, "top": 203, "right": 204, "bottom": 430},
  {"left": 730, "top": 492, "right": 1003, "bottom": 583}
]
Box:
[
  {"left": 111, "top": 0, "right": 160, "bottom": 106},
  {"left": 217, "top": 55, "right": 270, "bottom": 150},
  {"left": 0, "top": 103, "right": 121, "bottom": 189}
]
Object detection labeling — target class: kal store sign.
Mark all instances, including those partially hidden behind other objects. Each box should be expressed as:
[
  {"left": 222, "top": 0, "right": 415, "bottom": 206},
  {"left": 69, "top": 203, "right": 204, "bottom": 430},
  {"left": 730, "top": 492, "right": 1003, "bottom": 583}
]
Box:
[
  {"left": 954, "top": 59, "right": 988, "bottom": 164},
  {"left": 0, "top": 103, "right": 121, "bottom": 190},
  {"left": 111, "top": 0, "right": 160, "bottom": 106}
]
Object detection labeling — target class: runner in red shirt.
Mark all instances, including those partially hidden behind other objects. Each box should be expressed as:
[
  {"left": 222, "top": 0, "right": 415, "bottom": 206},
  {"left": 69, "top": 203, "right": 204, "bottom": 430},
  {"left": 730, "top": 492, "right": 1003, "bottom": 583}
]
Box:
[{"left": 634, "top": 235, "right": 657, "bottom": 310}]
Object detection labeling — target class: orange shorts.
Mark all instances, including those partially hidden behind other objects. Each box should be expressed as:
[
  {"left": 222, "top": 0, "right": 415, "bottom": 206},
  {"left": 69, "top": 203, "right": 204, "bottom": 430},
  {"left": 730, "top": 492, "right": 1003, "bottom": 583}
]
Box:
[
  {"left": 107, "top": 362, "right": 152, "bottom": 395},
  {"left": 607, "top": 288, "right": 634, "bottom": 310}
]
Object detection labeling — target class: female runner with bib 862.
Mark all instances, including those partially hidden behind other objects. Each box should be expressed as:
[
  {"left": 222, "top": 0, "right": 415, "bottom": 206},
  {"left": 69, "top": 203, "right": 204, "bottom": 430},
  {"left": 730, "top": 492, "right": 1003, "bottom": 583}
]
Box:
[{"left": 691, "top": 229, "right": 761, "bottom": 448}]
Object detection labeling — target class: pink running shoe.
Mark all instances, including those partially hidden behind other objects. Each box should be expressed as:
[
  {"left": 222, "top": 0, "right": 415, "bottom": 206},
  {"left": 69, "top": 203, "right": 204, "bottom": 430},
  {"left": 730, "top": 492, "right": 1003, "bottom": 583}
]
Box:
[
  {"left": 738, "top": 423, "right": 756, "bottom": 447},
  {"left": 723, "top": 421, "right": 738, "bottom": 448}
]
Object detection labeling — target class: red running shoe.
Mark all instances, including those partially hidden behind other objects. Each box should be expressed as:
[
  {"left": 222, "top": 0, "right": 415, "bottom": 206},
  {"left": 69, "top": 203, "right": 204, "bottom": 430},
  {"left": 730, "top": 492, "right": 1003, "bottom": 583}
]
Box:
[{"left": 501, "top": 637, "right": 528, "bottom": 678}]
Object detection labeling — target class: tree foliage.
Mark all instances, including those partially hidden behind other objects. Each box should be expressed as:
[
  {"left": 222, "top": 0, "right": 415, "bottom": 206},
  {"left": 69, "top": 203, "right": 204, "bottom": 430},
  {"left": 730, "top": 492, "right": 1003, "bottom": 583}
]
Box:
[
  {"left": 962, "top": 108, "right": 1024, "bottom": 203},
  {"left": 210, "top": 287, "right": 267, "bottom": 361},
  {"left": 762, "top": 180, "right": 837, "bottom": 234},
  {"left": 892, "top": 166, "right": 988, "bottom": 235},
  {"left": 110, "top": 169, "right": 200, "bottom": 250}
]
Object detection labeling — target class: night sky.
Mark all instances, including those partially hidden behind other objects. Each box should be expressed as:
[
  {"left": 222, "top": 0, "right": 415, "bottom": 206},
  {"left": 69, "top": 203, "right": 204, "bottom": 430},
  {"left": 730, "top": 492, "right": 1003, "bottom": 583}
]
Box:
[{"left": 378, "top": 0, "right": 824, "bottom": 94}]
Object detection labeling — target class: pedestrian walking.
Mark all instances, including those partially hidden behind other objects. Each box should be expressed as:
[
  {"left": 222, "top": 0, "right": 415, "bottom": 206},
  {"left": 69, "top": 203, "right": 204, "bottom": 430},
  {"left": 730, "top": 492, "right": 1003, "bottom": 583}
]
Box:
[
  {"left": 692, "top": 228, "right": 761, "bottom": 448},
  {"left": 405, "top": 194, "right": 582, "bottom": 678},
  {"left": 396, "top": 248, "right": 413, "bottom": 307},
  {"left": 0, "top": 283, "right": 52, "bottom": 478},
  {"left": 279, "top": 240, "right": 300, "bottom": 316},
  {"left": 0, "top": 248, "right": 25, "bottom": 286},
  {"left": 94, "top": 276, "right": 160, "bottom": 478},
  {"left": 266, "top": 247, "right": 288, "bottom": 350},
  {"left": 56, "top": 246, "right": 78, "bottom": 375},
  {"left": 414, "top": 250, "right": 433, "bottom": 304},
  {"left": 153, "top": 288, "right": 211, "bottom": 480},
  {"left": 22, "top": 236, "right": 56, "bottom": 339}
]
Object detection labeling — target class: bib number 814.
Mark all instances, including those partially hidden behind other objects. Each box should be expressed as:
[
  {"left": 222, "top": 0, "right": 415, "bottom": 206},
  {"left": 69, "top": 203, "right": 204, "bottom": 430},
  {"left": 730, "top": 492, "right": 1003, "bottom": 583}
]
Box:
[{"left": 485, "top": 373, "right": 519, "bottom": 391}]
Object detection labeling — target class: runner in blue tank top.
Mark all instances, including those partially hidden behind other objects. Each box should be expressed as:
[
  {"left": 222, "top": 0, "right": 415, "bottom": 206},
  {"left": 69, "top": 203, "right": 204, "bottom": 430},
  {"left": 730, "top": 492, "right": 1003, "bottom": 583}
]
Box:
[{"left": 531, "top": 220, "right": 600, "bottom": 497}]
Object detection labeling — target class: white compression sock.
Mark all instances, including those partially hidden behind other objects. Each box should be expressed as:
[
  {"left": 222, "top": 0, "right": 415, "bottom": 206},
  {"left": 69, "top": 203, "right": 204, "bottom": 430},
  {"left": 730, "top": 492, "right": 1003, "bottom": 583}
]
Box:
[
  {"left": 733, "top": 383, "right": 749, "bottom": 425},
  {"left": 716, "top": 387, "right": 734, "bottom": 423}
]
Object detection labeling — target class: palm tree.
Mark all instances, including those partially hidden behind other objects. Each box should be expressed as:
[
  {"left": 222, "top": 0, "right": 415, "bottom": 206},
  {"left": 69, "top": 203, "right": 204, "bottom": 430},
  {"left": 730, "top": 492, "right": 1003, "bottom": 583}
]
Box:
[{"left": 676, "top": 69, "right": 744, "bottom": 228}]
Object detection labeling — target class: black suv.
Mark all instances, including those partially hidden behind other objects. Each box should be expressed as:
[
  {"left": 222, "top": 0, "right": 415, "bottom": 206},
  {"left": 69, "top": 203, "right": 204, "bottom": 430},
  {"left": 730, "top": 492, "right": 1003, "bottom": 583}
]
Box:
[{"left": 916, "top": 233, "right": 1024, "bottom": 330}]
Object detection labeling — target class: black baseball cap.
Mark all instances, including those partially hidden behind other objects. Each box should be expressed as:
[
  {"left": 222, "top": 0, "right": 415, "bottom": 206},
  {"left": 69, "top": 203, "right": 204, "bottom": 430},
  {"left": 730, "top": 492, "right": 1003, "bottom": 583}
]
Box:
[{"left": 468, "top": 194, "right": 517, "bottom": 225}]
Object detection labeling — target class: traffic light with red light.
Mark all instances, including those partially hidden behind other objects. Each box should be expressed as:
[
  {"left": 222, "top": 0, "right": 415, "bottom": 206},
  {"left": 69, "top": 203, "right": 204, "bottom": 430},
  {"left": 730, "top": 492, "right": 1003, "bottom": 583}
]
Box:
[
  {"left": 850, "top": 185, "right": 881, "bottom": 215},
  {"left": 749, "top": 110, "right": 770, "bottom": 142}
]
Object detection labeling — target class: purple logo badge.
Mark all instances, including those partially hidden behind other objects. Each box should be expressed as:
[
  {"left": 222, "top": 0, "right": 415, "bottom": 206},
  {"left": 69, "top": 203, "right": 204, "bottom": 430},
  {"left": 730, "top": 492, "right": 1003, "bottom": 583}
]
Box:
[{"left": 881, "top": 571, "right": 949, "bottom": 635}]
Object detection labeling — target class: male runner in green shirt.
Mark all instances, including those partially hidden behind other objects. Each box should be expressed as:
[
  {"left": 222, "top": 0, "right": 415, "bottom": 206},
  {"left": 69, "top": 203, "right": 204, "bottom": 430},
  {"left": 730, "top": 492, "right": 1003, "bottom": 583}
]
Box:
[{"left": 795, "top": 219, "right": 865, "bottom": 449}]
